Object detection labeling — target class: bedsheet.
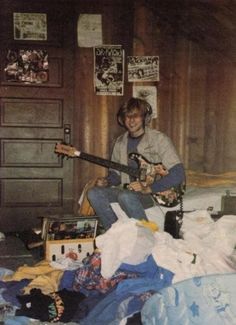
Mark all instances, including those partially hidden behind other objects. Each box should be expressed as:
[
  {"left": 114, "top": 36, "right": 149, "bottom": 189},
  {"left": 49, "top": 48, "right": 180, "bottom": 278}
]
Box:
[
  {"left": 157, "top": 185, "right": 236, "bottom": 216},
  {"left": 141, "top": 272, "right": 236, "bottom": 325},
  {"left": 111, "top": 185, "right": 236, "bottom": 231},
  {"left": 179, "top": 185, "right": 236, "bottom": 211}
]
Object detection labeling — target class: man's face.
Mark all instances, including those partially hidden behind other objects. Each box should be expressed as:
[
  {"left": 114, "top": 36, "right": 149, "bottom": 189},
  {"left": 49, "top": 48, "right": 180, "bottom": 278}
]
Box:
[{"left": 124, "top": 108, "right": 145, "bottom": 137}]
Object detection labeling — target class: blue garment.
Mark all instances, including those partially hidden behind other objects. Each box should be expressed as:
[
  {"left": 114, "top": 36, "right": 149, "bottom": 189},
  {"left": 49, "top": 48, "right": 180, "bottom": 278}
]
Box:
[
  {"left": 0, "top": 267, "right": 14, "bottom": 279},
  {"left": 107, "top": 134, "right": 143, "bottom": 185},
  {"left": 0, "top": 279, "right": 30, "bottom": 307},
  {"left": 79, "top": 257, "right": 174, "bottom": 325},
  {"left": 151, "top": 163, "right": 185, "bottom": 192},
  {"left": 59, "top": 269, "right": 76, "bottom": 291},
  {"left": 119, "top": 255, "right": 174, "bottom": 281},
  {"left": 4, "top": 316, "right": 30, "bottom": 325},
  {"left": 116, "top": 255, "right": 174, "bottom": 299}
]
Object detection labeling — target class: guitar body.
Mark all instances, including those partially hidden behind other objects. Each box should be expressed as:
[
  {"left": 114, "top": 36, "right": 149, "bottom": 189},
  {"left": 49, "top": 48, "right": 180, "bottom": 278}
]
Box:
[
  {"left": 127, "top": 152, "right": 185, "bottom": 207},
  {"left": 128, "top": 152, "right": 168, "bottom": 182},
  {"left": 55, "top": 143, "right": 185, "bottom": 207}
]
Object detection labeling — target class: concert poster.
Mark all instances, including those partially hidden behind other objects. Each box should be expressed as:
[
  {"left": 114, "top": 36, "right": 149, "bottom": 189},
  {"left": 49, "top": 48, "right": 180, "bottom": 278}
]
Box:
[
  {"left": 94, "top": 45, "right": 124, "bottom": 96},
  {"left": 127, "top": 56, "right": 159, "bottom": 82},
  {"left": 13, "top": 12, "right": 47, "bottom": 41}
]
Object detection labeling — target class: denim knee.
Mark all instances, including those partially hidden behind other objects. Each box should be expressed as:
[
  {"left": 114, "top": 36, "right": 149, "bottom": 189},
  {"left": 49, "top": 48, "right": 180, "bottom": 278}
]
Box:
[
  {"left": 117, "top": 190, "right": 137, "bottom": 205},
  {"left": 87, "top": 186, "right": 102, "bottom": 202}
]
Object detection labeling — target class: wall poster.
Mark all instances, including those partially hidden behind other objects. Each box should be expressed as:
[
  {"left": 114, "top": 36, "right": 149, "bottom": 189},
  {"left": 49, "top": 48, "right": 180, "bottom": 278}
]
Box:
[
  {"left": 94, "top": 45, "right": 124, "bottom": 96},
  {"left": 77, "top": 14, "right": 103, "bottom": 47},
  {"left": 127, "top": 56, "right": 159, "bottom": 82},
  {"left": 13, "top": 13, "right": 47, "bottom": 41},
  {"left": 4, "top": 49, "right": 49, "bottom": 84}
]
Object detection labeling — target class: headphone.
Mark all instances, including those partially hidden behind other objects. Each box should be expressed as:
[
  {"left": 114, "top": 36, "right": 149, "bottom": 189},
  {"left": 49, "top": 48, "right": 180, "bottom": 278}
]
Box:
[{"left": 117, "top": 97, "right": 153, "bottom": 127}]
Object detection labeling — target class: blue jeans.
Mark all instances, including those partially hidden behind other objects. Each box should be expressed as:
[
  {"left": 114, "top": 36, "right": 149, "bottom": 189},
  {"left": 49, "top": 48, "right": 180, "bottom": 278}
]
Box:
[{"left": 87, "top": 187, "right": 154, "bottom": 230}]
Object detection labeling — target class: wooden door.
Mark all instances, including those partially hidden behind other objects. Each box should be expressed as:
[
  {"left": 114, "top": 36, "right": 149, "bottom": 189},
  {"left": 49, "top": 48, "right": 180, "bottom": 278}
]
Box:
[{"left": 0, "top": 0, "right": 76, "bottom": 231}]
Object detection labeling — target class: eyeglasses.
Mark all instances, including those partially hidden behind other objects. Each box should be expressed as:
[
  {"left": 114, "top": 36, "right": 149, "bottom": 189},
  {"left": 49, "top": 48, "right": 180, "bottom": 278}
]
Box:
[{"left": 124, "top": 113, "right": 143, "bottom": 120}]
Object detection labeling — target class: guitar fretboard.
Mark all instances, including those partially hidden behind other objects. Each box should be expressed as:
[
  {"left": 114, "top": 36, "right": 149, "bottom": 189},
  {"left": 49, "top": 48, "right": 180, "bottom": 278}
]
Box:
[{"left": 79, "top": 152, "right": 140, "bottom": 178}]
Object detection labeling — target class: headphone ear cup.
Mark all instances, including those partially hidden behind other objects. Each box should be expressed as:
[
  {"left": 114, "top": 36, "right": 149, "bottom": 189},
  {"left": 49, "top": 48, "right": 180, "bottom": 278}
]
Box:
[
  {"left": 117, "top": 115, "right": 124, "bottom": 126},
  {"left": 146, "top": 102, "right": 152, "bottom": 116},
  {"left": 145, "top": 115, "right": 151, "bottom": 125}
]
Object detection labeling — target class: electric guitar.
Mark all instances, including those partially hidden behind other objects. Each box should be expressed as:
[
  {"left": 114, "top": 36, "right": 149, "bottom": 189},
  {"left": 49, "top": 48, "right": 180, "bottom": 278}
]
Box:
[{"left": 55, "top": 143, "right": 185, "bottom": 207}]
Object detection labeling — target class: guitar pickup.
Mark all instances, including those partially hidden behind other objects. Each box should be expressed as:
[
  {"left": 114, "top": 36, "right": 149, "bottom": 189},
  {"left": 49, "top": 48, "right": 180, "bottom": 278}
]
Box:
[{"left": 139, "top": 167, "right": 147, "bottom": 181}]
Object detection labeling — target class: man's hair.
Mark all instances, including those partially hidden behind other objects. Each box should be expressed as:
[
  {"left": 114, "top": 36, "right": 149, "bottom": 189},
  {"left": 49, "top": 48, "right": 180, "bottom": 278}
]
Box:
[{"left": 117, "top": 97, "right": 152, "bottom": 126}]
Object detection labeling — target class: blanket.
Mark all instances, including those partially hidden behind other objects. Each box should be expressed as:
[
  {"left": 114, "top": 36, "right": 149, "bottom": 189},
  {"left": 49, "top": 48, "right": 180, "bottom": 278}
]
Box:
[
  {"left": 2, "top": 260, "right": 63, "bottom": 294},
  {"left": 141, "top": 272, "right": 236, "bottom": 325}
]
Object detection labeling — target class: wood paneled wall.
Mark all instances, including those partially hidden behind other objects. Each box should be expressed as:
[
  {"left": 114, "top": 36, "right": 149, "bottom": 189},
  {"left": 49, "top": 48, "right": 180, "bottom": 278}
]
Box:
[
  {"left": 73, "top": 0, "right": 134, "bottom": 201},
  {"left": 72, "top": 0, "right": 236, "bottom": 203}
]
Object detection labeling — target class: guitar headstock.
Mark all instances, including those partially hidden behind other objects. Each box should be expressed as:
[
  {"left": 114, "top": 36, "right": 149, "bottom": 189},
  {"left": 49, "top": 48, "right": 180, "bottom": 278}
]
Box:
[{"left": 54, "top": 143, "right": 78, "bottom": 158}]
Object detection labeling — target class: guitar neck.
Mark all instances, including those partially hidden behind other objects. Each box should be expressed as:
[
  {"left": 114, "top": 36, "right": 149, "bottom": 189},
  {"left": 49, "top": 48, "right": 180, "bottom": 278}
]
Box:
[{"left": 78, "top": 152, "right": 140, "bottom": 178}]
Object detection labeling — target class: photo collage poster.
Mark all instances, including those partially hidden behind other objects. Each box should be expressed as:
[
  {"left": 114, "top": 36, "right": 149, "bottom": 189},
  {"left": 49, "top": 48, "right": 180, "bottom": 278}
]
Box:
[{"left": 4, "top": 49, "right": 49, "bottom": 84}]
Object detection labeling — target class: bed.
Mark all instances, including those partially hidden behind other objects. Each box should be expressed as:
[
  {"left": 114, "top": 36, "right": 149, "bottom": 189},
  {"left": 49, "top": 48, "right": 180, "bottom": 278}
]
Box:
[
  {"left": 141, "top": 170, "right": 236, "bottom": 230},
  {"left": 0, "top": 171, "right": 236, "bottom": 324}
]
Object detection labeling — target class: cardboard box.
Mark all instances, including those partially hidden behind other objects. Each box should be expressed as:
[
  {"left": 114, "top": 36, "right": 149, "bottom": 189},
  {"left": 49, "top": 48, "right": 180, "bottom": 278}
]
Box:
[
  {"left": 43, "top": 215, "right": 98, "bottom": 262},
  {"left": 46, "top": 238, "right": 95, "bottom": 262}
]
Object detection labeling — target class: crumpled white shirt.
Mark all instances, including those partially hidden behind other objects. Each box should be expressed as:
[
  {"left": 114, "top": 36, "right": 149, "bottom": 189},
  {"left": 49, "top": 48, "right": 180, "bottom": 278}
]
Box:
[
  {"left": 152, "top": 211, "right": 236, "bottom": 283},
  {"left": 95, "top": 218, "right": 156, "bottom": 279}
]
